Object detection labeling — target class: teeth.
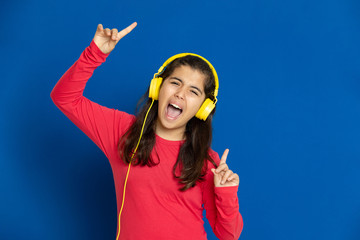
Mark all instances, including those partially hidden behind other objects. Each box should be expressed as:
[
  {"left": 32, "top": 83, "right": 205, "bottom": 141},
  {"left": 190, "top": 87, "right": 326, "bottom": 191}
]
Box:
[{"left": 170, "top": 103, "right": 182, "bottom": 110}]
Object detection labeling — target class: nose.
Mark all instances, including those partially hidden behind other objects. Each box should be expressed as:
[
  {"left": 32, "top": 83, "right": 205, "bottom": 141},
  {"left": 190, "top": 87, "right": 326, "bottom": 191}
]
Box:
[{"left": 175, "top": 87, "right": 185, "bottom": 100}]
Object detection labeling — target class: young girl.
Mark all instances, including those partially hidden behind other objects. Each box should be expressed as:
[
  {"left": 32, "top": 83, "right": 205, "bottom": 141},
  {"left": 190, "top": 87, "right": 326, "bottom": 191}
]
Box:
[{"left": 51, "top": 22, "right": 243, "bottom": 240}]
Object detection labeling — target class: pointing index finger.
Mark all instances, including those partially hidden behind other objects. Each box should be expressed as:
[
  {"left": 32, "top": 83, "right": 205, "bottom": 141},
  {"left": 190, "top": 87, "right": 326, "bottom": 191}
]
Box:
[
  {"left": 220, "top": 149, "right": 229, "bottom": 164},
  {"left": 117, "top": 22, "right": 137, "bottom": 39}
]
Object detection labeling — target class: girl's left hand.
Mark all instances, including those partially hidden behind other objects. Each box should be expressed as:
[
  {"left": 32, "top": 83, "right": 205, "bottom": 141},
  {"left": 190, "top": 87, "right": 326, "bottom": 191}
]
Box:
[{"left": 211, "top": 149, "right": 240, "bottom": 187}]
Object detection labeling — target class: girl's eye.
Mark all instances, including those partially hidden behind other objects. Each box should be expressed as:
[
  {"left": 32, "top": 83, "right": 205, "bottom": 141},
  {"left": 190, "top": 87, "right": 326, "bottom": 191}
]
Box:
[
  {"left": 171, "top": 81, "right": 180, "bottom": 85},
  {"left": 191, "top": 90, "right": 199, "bottom": 96}
]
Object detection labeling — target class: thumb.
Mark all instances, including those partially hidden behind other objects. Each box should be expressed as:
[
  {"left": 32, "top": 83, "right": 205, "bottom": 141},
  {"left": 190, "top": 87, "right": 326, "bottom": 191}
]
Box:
[
  {"left": 95, "top": 23, "right": 105, "bottom": 36},
  {"left": 97, "top": 23, "right": 103, "bottom": 31},
  {"left": 211, "top": 168, "right": 216, "bottom": 174}
]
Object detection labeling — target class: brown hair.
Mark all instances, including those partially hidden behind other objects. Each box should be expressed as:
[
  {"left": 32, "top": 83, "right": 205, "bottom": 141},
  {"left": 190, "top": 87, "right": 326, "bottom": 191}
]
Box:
[{"left": 118, "top": 55, "right": 218, "bottom": 191}]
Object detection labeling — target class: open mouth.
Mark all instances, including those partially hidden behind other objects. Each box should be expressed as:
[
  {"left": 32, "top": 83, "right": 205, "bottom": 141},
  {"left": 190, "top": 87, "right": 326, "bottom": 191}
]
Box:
[{"left": 166, "top": 103, "right": 183, "bottom": 119}]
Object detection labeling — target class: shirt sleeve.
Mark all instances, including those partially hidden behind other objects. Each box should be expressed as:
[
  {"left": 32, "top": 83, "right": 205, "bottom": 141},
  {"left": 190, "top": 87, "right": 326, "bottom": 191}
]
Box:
[
  {"left": 50, "top": 39, "right": 135, "bottom": 164},
  {"left": 201, "top": 151, "right": 244, "bottom": 240}
]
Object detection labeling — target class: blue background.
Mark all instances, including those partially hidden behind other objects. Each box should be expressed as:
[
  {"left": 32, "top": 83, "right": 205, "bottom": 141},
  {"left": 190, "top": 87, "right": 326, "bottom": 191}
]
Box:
[{"left": 1, "top": 0, "right": 360, "bottom": 239}]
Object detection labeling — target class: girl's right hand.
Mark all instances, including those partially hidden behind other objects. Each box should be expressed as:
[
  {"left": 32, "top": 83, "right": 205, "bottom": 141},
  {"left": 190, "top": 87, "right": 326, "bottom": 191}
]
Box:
[{"left": 93, "top": 22, "right": 137, "bottom": 54}]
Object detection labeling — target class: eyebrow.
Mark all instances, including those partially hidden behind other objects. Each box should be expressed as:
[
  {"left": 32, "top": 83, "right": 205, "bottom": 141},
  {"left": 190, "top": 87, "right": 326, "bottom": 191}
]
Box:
[{"left": 169, "top": 77, "right": 203, "bottom": 95}]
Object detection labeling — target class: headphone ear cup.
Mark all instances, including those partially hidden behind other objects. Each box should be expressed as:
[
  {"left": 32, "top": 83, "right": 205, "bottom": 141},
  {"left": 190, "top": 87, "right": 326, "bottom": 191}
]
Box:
[
  {"left": 195, "top": 98, "right": 215, "bottom": 121},
  {"left": 149, "top": 77, "right": 163, "bottom": 100}
]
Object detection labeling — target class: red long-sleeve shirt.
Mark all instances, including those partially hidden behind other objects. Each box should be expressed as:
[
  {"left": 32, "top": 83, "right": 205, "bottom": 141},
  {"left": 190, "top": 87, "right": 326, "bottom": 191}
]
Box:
[{"left": 50, "top": 39, "right": 243, "bottom": 240}]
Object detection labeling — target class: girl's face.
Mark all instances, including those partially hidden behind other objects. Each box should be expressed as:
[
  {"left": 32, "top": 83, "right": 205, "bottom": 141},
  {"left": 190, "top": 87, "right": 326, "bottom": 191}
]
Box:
[{"left": 155, "top": 65, "right": 206, "bottom": 141}]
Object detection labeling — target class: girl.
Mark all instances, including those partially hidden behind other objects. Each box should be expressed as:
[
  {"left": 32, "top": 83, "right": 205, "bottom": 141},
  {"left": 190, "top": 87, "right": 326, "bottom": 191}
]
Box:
[{"left": 51, "top": 22, "right": 243, "bottom": 240}]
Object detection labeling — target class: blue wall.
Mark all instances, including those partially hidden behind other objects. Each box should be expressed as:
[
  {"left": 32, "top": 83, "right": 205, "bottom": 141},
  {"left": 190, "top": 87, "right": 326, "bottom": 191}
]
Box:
[{"left": 1, "top": 0, "right": 360, "bottom": 239}]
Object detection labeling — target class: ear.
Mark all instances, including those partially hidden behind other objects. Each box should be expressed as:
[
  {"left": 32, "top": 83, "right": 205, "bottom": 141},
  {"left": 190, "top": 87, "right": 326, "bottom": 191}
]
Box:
[
  {"left": 195, "top": 98, "right": 215, "bottom": 121},
  {"left": 149, "top": 77, "right": 163, "bottom": 100}
]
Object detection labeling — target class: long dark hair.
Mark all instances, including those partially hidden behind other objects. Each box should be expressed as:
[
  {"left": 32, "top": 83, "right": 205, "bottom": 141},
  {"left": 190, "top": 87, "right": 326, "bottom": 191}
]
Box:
[{"left": 118, "top": 55, "right": 218, "bottom": 191}]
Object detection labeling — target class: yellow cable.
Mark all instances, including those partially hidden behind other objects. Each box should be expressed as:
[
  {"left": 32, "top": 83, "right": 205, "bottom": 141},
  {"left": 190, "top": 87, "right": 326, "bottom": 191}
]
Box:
[{"left": 116, "top": 99, "right": 155, "bottom": 240}]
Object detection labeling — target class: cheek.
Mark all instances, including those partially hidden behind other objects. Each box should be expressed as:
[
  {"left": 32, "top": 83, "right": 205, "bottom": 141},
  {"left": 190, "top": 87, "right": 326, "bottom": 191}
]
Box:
[
  {"left": 157, "top": 88, "right": 171, "bottom": 112},
  {"left": 190, "top": 98, "right": 205, "bottom": 113},
  {"left": 157, "top": 88, "right": 167, "bottom": 104}
]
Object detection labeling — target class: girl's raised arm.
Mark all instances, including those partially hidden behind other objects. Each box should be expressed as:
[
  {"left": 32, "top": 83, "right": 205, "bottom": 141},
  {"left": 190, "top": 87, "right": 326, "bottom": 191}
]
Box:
[{"left": 50, "top": 23, "right": 137, "bottom": 165}]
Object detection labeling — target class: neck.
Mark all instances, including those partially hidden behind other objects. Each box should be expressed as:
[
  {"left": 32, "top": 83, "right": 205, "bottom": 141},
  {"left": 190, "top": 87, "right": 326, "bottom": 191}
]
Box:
[{"left": 155, "top": 121, "right": 186, "bottom": 141}]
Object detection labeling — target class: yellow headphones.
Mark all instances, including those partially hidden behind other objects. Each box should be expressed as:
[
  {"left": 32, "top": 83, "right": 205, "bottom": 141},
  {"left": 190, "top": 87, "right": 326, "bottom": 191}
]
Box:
[{"left": 149, "top": 53, "right": 219, "bottom": 121}]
